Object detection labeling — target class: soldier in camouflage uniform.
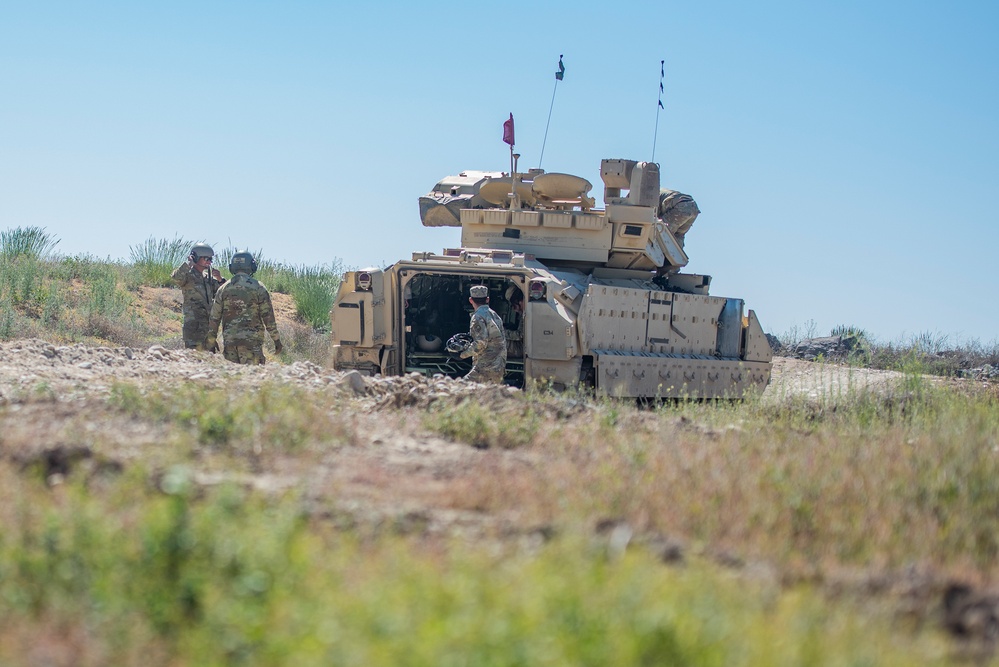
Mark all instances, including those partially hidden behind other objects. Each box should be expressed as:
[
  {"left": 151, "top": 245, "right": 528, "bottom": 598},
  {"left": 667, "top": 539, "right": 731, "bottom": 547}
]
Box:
[
  {"left": 171, "top": 243, "right": 226, "bottom": 349},
  {"left": 203, "top": 251, "right": 283, "bottom": 365},
  {"left": 496, "top": 284, "right": 524, "bottom": 359},
  {"left": 459, "top": 284, "right": 506, "bottom": 383}
]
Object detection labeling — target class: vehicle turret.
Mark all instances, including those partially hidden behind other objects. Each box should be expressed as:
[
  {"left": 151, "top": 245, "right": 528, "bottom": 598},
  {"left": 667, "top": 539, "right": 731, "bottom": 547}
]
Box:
[{"left": 419, "top": 159, "right": 694, "bottom": 275}]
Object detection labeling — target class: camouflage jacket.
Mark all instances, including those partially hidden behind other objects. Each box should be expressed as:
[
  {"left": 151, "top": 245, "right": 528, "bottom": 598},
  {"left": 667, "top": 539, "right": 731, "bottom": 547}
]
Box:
[
  {"left": 171, "top": 262, "right": 224, "bottom": 323},
  {"left": 461, "top": 305, "right": 507, "bottom": 372},
  {"left": 206, "top": 274, "right": 280, "bottom": 347}
]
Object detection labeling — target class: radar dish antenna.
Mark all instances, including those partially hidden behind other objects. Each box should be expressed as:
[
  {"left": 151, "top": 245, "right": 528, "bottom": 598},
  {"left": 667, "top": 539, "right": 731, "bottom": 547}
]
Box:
[
  {"left": 533, "top": 173, "right": 595, "bottom": 210},
  {"left": 478, "top": 178, "right": 537, "bottom": 207}
]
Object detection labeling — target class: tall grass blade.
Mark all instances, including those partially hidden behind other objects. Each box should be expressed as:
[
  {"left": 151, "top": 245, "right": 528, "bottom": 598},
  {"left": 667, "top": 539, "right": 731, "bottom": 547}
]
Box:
[
  {"left": 0, "top": 226, "right": 60, "bottom": 259},
  {"left": 129, "top": 236, "right": 193, "bottom": 287}
]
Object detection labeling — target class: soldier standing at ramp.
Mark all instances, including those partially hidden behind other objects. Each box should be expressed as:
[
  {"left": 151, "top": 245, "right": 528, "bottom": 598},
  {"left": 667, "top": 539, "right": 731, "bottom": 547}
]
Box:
[
  {"left": 451, "top": 284, "right": 506, "bottom": 383},
  {"left": 171, "top": 243, "right": 225, "bottom": 349},
  {"left": 203, "top": 250, "right": 283, "bottom": 365}
]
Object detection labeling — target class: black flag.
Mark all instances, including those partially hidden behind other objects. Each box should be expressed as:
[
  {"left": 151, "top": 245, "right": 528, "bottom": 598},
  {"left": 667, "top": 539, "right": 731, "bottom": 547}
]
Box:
[{"left": 657, "top": 59, "right": 665, "bottom": 110}]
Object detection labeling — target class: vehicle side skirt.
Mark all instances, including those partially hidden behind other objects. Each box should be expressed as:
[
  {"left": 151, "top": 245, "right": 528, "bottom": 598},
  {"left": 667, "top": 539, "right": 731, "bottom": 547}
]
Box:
[{"left": 592, "top": 351, "right": 771, "bottom": 399}]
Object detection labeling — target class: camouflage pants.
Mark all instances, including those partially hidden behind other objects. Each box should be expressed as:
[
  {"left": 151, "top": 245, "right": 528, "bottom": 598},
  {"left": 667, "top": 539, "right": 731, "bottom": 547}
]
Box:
[
  {"left": 465, "top": 365, "right": 504, "bottom": 384},
  {"left": 223, "top": 343, "right": 265, "bottom": 365},
  {"left": 182, "top": 320, "right": 210, "bottom": 349}
]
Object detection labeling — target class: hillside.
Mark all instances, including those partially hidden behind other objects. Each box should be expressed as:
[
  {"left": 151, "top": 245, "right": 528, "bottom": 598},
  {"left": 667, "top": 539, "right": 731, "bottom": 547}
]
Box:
[{"left": 126, "top": 285, "right": 302, "bottom": 345}]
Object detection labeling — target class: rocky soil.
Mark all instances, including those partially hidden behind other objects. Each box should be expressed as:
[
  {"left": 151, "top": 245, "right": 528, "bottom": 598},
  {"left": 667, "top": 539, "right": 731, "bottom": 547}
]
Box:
[
  {"left": 2, "top": 338, "right": 992, "bottom": 646},
  {"left": 0, "top": 338, "right": 948, "bottom": 541},
  {"left": 0, "top": 338, "right": 925, "bottom": 535},
  {"left": 0, "top": 338, "right": 921, "bottom": 406}
]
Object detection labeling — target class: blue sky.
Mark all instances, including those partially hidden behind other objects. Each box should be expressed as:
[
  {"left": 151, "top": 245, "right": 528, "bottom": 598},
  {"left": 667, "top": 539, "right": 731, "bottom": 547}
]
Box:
[{"left": 2, "top": 1, "right": 997, "bottom": 342}]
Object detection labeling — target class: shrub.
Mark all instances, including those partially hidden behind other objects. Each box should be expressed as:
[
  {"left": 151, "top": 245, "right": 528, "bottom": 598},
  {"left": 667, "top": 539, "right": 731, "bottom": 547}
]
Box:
[
  {"left": 108, "top": 381, "right": 352, "bottom": 453},
  {"left": 214, "top": 248, "right": 342, "bottom": 331},
  {"left": 129, "top": 236, "right": 193, "bottom": 287},
  {"left": 285, "top": 263, "right": 341, "bottom": 331},
  {"left": 830, "top": 324, "right": 873, "bottom": 364},
  {"left": 777, "top": 319, "right": 818, "bottom": 349},
  {"left": 425, "top": 399, "right": 540, "bottom": 449},
  {"left": 0, "top": 226, "right": 59, "bottom": 259},
  {"left": 0, "top": 255, "right": 44, "bottom": 307}
]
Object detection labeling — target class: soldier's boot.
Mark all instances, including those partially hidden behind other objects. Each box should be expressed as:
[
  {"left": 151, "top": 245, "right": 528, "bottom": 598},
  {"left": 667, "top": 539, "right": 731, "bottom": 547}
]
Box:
[{"left": 464, "top": 366, "right": 504, "bottom": 384}]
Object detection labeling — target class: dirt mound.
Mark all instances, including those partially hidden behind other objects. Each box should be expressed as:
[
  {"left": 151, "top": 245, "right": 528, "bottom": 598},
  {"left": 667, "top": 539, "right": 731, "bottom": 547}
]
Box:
[
  {"left": 126, "top": 285, "right": 299, "bottom": 343},
  {"left": 3, "top": 333, "right": 947, "bottom": 414},
  {"left": 766, "top": 356, "right": 914, "bottom": 400},
  {"left": 0, "top": 338, "right": 526, "bottom": 412}
]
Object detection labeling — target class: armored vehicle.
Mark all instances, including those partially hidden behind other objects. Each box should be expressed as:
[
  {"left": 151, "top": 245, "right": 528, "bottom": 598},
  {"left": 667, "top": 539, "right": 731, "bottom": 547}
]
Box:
[{"left": 331, "top": 158, "right": 771, "bottom": 398}]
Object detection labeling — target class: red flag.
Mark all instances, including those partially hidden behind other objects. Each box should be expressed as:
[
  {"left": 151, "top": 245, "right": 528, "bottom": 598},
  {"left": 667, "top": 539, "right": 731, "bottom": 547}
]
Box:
[{"left": 502, "top": 113, "right": 515, "bottom": 146}]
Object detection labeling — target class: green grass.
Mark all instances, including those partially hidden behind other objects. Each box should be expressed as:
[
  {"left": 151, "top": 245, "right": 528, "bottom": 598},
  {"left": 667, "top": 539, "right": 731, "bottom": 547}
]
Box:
[
  {"left": 209, "top": 244, "right": 342, "bottom": 329},
  {"left": 424, "top": 398, "right": 541, "bottom": 449},
  {"left": 0, "top": 470, "right": 950, "bottom": 666},
  {"left": 129, "top": 236, "right": 193, "bottom": 287},
  {"left": 2, "top": 367, "right": 995, "bottom": 663},
  {"left": 779, "top": 321, "right": 999, "bottom": 376},
  {"left": 415, "top": 379, "right": 999, "bottom": 577},
  {"left": 0, "top": 252, "right": 143, "bottom": 344},
  {"left": 0, "top": 226, "right": 60, "bottom": 259},
  {"left": 0, "top": 230, "right": 343, "bottom": 359},
  {"left": 108, "top": 381, "right": 356, "bottom": 452},
  {"left": 281, "top": 262, "right": 342, "bottom": 331}
]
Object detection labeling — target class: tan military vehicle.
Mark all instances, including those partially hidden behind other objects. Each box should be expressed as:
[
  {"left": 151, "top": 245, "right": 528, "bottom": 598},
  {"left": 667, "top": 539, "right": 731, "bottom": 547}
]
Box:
[{"left": 331, "top": 158, "right": 771, "bottom": 398}]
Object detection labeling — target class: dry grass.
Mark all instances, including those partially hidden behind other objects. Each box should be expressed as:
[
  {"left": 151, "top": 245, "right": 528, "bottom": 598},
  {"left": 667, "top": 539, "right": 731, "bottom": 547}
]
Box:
[
  {"left": 0, "top": 246, "right": 335, "bottom": 366},
  {"left": 414, "top": 383, "right": 999, "bottom": 585},
  {"left": 1, "top": 374, "right": 989, "bottom": 664}
]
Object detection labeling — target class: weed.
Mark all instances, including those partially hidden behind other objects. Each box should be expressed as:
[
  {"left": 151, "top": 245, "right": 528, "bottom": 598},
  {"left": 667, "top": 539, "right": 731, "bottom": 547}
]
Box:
[
  {"left": 108, "top": 381, "right": 350, "bottom": 453},
  {"left": 0, "top": 226, "right": 59, "bottom": 259},
  {"left": 425, "top": 400, "right": 540, "bottom": 449},
  {"left": 203, "top": 244, "right": 342, "bottom": 330},
  {"left": 285, "top": 262, "right": 341, "bottom": 330},
  {"left": 0, "top": 297, "right": 14, "bottom": 339},
  {"left": 777, "top": 318, "right": 819, "bottom": 349},
  {"left": 129, "top": 236, "right": 193, "bottom": 287},
  {"left": 85, "top": 272, "right": 130, "bottom": 319},
  {"left": 0, "top": 482, "right": 950, "bottom": 665}
]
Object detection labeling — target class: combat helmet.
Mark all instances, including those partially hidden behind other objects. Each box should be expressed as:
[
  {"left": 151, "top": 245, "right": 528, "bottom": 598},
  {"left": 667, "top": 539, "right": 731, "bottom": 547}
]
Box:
[
  {"left": 446, "top": 332, "right": 473, "bottom": 354},
  {"left": 229, "top": 250, "right": 258, "bottom": 275},
  {"left": 190, "top": 243, "right": 215, "bottom": 261}
]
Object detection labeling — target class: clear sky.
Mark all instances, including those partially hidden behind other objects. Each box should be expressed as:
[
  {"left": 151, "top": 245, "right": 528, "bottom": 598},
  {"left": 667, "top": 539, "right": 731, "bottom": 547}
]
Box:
[{"left": 2, "top": 1, "right": 997, "bottom": 343}]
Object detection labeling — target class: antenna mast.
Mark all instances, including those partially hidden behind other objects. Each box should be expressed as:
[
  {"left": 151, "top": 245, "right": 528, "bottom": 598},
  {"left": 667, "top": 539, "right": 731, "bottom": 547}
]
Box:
[
  {"left": 652, "top": 59, "right": 665, "bottom": 163},
  {"left": 538, "top": 55, "right": 565, "bottom": 170}
]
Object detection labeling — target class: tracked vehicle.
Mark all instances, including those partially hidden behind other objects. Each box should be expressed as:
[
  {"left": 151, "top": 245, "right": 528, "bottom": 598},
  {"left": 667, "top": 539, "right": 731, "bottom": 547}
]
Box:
[{"left": 331, "top": 158, "right": 771, "bottom": 398}]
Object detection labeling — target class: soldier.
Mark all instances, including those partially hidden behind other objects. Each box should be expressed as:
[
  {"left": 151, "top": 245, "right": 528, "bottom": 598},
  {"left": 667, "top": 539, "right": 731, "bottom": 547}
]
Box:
[
  {"left": 501, "top": 285, "right": 524, "bottom": 359},
  {"left": 203, "top": 250, "right": 283, "bottom": 365},
  {"left": 171, "top": 243, "right": 225, "bottom": 349},
  {"left": 457, "top": 284, "right": 506, "bottom": 383}
]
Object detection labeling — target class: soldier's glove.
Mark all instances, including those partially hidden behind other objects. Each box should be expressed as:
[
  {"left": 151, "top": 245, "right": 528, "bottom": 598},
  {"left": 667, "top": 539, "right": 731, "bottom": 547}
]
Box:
[
  {"left": 274, "top": 339, "right": 283, "bottom": 354},
  {"left": 446, "top": 333, "right": 473, "bottom": 355}
]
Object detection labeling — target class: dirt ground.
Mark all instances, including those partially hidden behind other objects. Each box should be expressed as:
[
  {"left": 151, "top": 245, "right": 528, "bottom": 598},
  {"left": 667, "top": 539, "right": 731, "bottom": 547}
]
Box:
[
  {"left": 0, "top": 338, "right": 929, "bottom": 536},
  {"left": 2, "top": 334, "right": 991, "bottom": 646},
  {"left": 766, "top": 355, "right": 917, "bottom": 399},
  {"left": 125, "top": 285, "right": 300, "bottom": 344}
]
